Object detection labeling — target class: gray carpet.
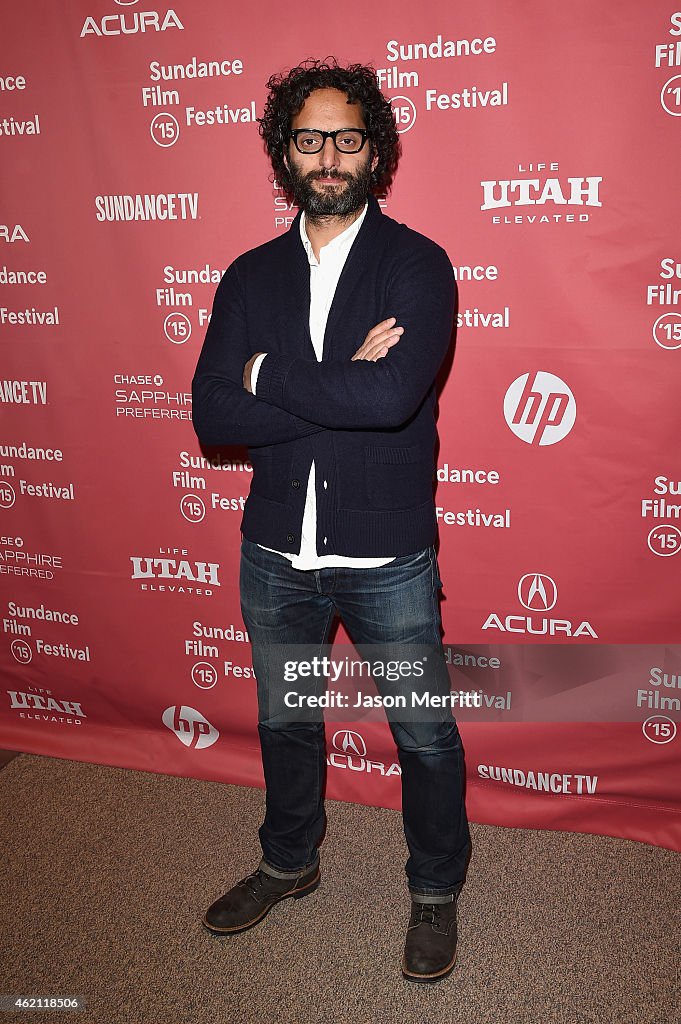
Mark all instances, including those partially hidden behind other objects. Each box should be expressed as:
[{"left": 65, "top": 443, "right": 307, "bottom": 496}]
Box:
[{"left": 1, "top": 753, "right": 679, "bottom": 1024}]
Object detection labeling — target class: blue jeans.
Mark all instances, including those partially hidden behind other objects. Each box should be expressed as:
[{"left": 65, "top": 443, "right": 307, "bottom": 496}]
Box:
[{"left": 239, "top": 538, "right": 470, "bottom": 896}]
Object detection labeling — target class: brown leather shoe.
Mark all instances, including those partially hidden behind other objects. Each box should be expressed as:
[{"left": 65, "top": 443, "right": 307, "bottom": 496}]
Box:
[
  {"left": 202, "top": 860, "right": 320, "bottom": 936},
  {"left": 402, "top": 887, "right": 462, "bottom": 983}
]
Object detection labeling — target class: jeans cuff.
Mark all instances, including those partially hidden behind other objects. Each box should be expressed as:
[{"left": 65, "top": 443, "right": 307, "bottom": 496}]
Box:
[
  {"left": 409, "top": 882, "right": 463, "bottom": 904},
  {"left": 259, "top": 854, "right": 319, "bottom": 880}
]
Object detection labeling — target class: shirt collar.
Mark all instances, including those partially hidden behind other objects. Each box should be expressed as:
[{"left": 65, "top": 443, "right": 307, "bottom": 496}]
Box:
[{"left": 299, "top": 202, "right": 368, "bottom": 266}]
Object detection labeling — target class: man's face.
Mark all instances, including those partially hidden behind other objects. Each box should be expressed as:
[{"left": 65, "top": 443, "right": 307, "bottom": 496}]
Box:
[{"left": 285, "top": 87, "right": 377, "bottom": 218}]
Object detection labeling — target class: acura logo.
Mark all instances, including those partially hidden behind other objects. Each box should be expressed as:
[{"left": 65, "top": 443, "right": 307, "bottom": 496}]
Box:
[
  {"left": 517, "top": 573, "right": 557, "bottom": 612},
  {"left": 332, "top": 729, "right": 366, "bottom": 757}
]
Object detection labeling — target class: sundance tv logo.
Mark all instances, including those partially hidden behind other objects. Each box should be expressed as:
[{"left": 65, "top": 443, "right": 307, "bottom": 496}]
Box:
[
  {"left": 504, "top": 371, "right": 576, "bottom": 446},
  {"left": 162, "top": 705, "right": 219, "bottom": 749},
  {"left": 482, "top": 573, "right": 597, "bottom": 638},
  {"left": 327, "top": 729, "right": 401, "bottom": 777}
]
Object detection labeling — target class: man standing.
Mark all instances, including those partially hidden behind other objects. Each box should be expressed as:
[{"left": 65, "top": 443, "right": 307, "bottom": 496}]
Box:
[{"left": 192, "top": 59, "right": 470, "bottom": 983}]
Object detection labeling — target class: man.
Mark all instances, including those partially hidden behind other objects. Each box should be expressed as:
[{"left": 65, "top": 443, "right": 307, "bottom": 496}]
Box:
[{"left": 192, "top": 59, "right": 470, "bottom": 983}]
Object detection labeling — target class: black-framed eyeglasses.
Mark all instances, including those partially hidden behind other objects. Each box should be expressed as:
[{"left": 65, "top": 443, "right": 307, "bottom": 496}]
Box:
[{"left": 289, "top": 128, "right": 369, "bottom": 154}]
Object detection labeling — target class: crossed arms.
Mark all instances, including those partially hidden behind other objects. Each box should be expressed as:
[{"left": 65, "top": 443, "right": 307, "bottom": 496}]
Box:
[{"left": 191, "top": 243, "right": 455, "bottom": 447}]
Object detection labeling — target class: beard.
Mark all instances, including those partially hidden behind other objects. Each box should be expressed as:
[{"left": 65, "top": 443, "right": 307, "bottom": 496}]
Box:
[{"left": 287, "top": 158, "right": 372, "bottom": 221}]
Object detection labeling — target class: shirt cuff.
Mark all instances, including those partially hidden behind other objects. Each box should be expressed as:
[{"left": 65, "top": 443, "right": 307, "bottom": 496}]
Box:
[{"left": 250, "top": 353, "right": 267, "bottom": 395}]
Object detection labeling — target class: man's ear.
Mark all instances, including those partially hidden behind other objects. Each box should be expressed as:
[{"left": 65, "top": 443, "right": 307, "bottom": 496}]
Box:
[{"left": 370, "top": 147, "right": 379, "bottom": 181}]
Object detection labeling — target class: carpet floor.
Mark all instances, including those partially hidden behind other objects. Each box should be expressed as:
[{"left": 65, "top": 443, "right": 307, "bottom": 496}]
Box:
[{"left": 1, "top": 753, "right": 679, "bottom": 1024}]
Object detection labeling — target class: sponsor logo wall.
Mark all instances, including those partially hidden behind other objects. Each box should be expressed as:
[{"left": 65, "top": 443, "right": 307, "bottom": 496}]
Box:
[{"left": 1, "top": 0, "right": 679, "bottom": 852}]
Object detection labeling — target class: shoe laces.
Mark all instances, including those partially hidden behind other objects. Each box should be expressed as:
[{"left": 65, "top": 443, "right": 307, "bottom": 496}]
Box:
[
  {"left": 414, "top": 902, "right": 441, "bottom": 926},
  {"left": 245, "top": 870, "right": 268, "bottom": 897}
]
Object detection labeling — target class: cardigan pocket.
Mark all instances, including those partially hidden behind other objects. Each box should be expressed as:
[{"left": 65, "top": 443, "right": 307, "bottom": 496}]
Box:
[{"left": 364, "top": 444, "right": 431, "bottom": 510}]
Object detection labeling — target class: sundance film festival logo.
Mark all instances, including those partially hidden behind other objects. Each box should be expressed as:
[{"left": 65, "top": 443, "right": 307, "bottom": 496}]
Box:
[
  {"left": 0, "top": 482, "right": 16, "bottom": 509},
  {"left": 504, "top": 372, "right": 576, "bottom": 446},
  {"left": 162, "top": 705, "right": 218, "bottom": 749},
  {"left": 482, "top": 573, "right": 597, "bottom": 638},
  {"left": 327, "top": 729, "right": 401, "bottom": 776},
  {"left": 389, "top": 95, "right": 417, "bottom": 133}
]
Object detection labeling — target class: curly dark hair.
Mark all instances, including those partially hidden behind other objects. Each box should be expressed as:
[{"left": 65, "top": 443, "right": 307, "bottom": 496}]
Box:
[{"left": 258, "top": 58, "right": 401, "bottom": 196}]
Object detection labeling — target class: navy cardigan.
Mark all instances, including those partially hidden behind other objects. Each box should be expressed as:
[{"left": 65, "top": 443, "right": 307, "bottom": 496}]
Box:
[{"left": 191, "top": 196, "right": 456, "bottom": 557}]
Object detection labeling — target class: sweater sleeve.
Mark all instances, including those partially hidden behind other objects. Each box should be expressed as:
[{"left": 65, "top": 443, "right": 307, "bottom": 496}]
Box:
[
  {"left": 254, "top": 240, "right": 456, "bottom": 430},
  {"left": 191, "top": 260, "right": 322, "bottom": 447}
]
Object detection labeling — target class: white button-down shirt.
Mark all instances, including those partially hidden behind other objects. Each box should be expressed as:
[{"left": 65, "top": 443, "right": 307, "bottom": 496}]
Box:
[{"left": 252, "top": 204, "right": 394, "bottom": 569}]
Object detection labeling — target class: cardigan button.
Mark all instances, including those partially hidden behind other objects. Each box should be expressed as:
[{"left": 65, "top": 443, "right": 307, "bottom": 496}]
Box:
[
  {"left": 291, "top": 479, "right": 300, "bottom": 488},
  {"left": 286, "top": 534, "right": 295, "bottom": 543}
]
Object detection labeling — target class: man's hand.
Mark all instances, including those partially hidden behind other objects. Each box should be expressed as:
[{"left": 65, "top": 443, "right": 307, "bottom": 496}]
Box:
[
  {"left": 351, "top": 317, "right": 403, "bottom": 362},
  {"left": 243, "top": 353, "right": 264, "bottom": 393},
  {"left": 243, "top": 320, "right": 401, "bottom": 389}
]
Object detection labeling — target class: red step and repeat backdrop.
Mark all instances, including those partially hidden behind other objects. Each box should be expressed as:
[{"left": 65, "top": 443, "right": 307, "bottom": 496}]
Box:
[{"left": 2, "top": 0, "right": 680, "bottom": 851}]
